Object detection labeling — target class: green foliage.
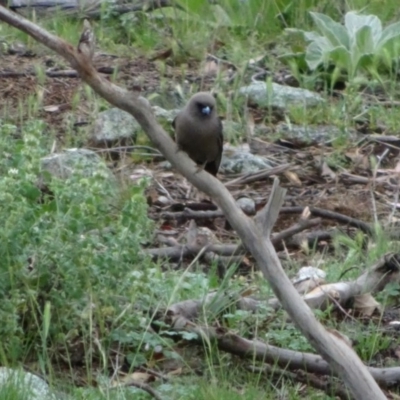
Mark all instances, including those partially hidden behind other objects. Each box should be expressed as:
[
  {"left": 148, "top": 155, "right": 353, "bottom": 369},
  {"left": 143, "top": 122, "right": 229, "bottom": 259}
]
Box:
[
  {"left": 284, "top": 11, "right": 400, "bottom": 83},
  {"left": 0, "top": 120, "right": 158, "bottom": 364},
  {"left": 266, "top": 322, "right": 314, "bottom": 352},
  {"left": 354, "top": 323, "right": 391, "bottom": 361}
]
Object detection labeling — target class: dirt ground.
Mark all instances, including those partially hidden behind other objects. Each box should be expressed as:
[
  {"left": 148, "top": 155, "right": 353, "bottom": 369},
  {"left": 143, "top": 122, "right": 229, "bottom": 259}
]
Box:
[{"left": 1, "top": 48, "right": 396, "bottom": 242}]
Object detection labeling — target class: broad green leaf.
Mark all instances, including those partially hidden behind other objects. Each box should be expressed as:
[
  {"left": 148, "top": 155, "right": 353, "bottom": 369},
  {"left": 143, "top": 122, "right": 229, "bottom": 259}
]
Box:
[
  {"left": 305, "top": 42, "right": 323, "bottom": 70},
  {"left": 355, "top": 25, "right": 375, "bottom": 54},
  {"left": 278, "top": 52, "right": 308, "bottom": 71},
  {"left": 355, "top": 53, "right": 374, "bottom": 72},
  {"left": 287, "top": 10, "right": 400, "bottom": 82},
  {"left": 377, "top": 21, "right": 400, "bottom": 49},
  {"left": 328, "top": 46, "right": 351, "bottom": 70},
  {"left": 310, "top": 12, "right": 349, "bottom": 49},
  {"left": 305, "top": 37, "right": 333, "bottom": 70},
  {"left": 304, "top": 31, "right": 323, "bottom": 42},
  {"left": 345, "top": 11, "right": 382, "bottom": 46}
]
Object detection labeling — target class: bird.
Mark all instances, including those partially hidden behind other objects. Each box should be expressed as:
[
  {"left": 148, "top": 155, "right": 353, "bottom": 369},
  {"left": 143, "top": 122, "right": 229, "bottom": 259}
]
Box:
[{"left": 172, "top": 92, "right": 223, "bottom": 176}]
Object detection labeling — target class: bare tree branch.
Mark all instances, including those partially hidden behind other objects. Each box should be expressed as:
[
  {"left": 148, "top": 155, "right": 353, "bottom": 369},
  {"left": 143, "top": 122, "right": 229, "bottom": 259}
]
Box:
[{"left": 0, "top": 9, "right": 386, "bottom": 399}]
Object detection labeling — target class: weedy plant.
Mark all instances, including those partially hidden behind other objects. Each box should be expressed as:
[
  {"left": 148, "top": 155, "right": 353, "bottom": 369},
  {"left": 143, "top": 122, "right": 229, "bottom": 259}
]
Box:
[
  {"left": 0, "top": 119, "right": 169, "bottom": 374},
  {"left": 282, "top": 11, "right": 400, "bottom": 86}
]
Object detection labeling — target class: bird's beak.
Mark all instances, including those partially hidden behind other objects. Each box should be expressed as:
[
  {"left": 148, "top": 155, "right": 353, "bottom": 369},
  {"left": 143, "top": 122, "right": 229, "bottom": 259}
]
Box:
[{"left": 201, "top": 106, "right": 211, "bottom": 115}]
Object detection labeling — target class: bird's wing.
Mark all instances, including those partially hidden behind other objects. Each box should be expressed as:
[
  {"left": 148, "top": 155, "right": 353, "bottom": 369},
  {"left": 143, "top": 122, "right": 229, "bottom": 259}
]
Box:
[{"left": 213, "top": 117, "right": 224, "bottom": 174}]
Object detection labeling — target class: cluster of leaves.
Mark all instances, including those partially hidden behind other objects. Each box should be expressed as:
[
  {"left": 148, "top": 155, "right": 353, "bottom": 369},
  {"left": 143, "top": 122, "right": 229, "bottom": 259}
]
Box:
[
  {"left": 283, "top": 11, "right": 400, "bottom": 84},
  {"left": 0, "top": 120, "right": 167, "bottom": 365}
]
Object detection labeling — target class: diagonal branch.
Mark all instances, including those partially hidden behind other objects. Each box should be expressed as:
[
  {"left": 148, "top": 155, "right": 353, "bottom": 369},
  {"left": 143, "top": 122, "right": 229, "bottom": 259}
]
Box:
[{"left": 0, "top": 9, "right": 386, "bottom": 399}]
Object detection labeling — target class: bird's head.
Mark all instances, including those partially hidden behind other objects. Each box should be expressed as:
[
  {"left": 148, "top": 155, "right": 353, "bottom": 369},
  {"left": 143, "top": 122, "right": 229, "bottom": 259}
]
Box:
[{"left": 188, "top": 92, "right": 216, "bottom": 118}]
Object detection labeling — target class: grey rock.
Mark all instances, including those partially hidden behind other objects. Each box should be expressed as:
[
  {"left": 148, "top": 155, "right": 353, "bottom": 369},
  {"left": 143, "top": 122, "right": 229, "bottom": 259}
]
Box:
[
  {"left": 158, "top": 160, "right": 172, "bottom": 170},
  {"left": 236, "top": 197, "right": 255, "bottom": 215},
  {"left": 41, "top": 148, "right": 114, "bottom": 181},
  {"left": 294, "top": 266, "right": 326, "bottom": 284},
  {"left": 0, "top": 367, "right": 58, "bottom": 400},
  {"left": 90, "top": 108, "right": 140, "bottom": 148},
  {"left": 239, "top": 82, "right": 324, "bottom": 110},
  {"left": 220, "top": 145, "right": 273, "bottom": 174},
  {"left": 152, "top": 105, "right": 179, "bottom": 123},
  {"left": 274, "top": 122, "right": 356, "bottom": 144}
]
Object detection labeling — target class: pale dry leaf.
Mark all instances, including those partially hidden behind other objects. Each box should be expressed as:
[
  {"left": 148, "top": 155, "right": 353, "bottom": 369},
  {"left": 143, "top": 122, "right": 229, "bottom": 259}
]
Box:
[
  {"left": 284, "top": 170, "right": 302, "bottom": 186},
  {"left": 203, "top": 59, "right": 219, "bottom": 76},
  {"left": 43, "top": 105, "right": 60, "bottom": 112},
  {"left": 241, "top": 286, "right": 257, "bottom": 297},
  {"left": 306, "top": 285, "right": 340, "bottom": 301},
  {"left": 157, "top": 172, "right": 175, "bottom": 179},
  {"left": 353, "top": 293, "right": 382, "bottom": 317},
  {"left": 301, "top": 206, "right": 311, "bottom": 220},
  {"left": 130, "top": 168, "right": 153, "bottom": 182},
  {"left": 345, "top": 150, "right": 368, "bottom": 169},
  {"left": 248, "top": 55, "right": 266, "bottom": 65},
  {"left": 167, "top": 367, "right": 183, "bottom": 376},
  {"left": 321, "top": 160, "right": 336, "bottom": 180},
  {"left": 197, "top": 227, "right": 220, "bottom": 246},
  {"left": 294, "top": 278, "right": 325, "bottom": 295},
  {"left": 299, "top": 238, "right": 310, "bottom": 254},
  {"left": 111, "top": 372, "right": 154, "bottom": 387}
]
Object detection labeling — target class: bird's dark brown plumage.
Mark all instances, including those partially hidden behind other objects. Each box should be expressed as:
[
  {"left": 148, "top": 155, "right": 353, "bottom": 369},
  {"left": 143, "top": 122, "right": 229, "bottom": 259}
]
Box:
[{"left": 172, "top": 92, "right": 223, "bottom": 176}]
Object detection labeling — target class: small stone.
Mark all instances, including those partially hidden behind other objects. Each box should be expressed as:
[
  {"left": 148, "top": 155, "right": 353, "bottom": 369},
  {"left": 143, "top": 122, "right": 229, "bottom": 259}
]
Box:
[
  {"left": 236, "top": 197, "right": 255, "bottom": 215},
  {"left": 90, "top": 108, "right": 140, "bottom": 149},
  {"left": 220, "top": 150, "right": 273, "bottom": 174},
  {"left": 239, "top": 81, "right": 324, "bottom": 110},
  {"left": 0, "top": 367, "right": 59, "bottom": 400},
  {"left": 41, "top": 148, "right": 114, "bottom": 181}
]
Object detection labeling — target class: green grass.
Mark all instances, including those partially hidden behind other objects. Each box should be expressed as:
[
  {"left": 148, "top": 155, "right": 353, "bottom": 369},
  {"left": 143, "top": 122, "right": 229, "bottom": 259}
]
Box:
[{"left": 1, "top": 0, "right": 400, "bottom": 398}]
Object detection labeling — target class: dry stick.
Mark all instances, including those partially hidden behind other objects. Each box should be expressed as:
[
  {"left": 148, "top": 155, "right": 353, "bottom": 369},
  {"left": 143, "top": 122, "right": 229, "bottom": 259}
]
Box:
[
  {"left": 224, "top": 163, "right": 292, "bottom": 186},
  {"left": 0, "top": 67, "right": 115, "bottom": 78},
  {"left": 147, "top": 218, "right": 322, "bottom": 261},
  {"left": 280, "top": 206, "right": 373, "bottom": 236},
  {"left": 161, "top": 206, "right": 373, "bottom": 237},
  {"left": 108, "top": 380, "right": 164, "bottom": 400},
  {"left": 0, "top": 10, "right": 384, "bottom": 399},
  {"left": 168, "top": 318, "right": 400, "bottom": 387}
]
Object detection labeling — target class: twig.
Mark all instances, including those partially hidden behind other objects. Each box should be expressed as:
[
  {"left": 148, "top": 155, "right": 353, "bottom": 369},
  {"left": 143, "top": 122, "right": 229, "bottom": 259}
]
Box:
[
  {"left": 280, "top": 206, "right": 373, "bottom": 236},
  {"left": 139, "top": 367, "right": 171, "bottom": 382},
  {"left": 224, "top": 163, "right": 292, "bottom": 187},
  {"left": 272, "top": 218, "right": 321, "bottom": 248},
  {"left": 164, "top": 315, "right": 400, "bottom": 387},
  {"left": 146, "top": 218, "right": 322, "bottom": 261},
  {"left": 109, "top": 380, "right": 164, "bottom": 400},
  {"left": 0, "top": 67, "right": 115, "bottom": 78}
]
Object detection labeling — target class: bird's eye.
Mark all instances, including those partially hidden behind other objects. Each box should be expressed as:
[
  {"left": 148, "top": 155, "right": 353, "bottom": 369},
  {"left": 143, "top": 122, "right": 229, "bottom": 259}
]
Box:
[{"left": 200, "top": 105, "right": 211, "bottom": 115}]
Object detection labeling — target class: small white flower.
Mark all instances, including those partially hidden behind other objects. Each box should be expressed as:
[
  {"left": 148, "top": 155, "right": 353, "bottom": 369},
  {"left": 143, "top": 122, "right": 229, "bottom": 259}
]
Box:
[
  {"left": 24, "top": 134, "right": 40, "bottom": 145},
  {"left": 93, "top": 169, "right": 110, "bottom": 179},
  {"left": 8, "top": 168, "right": 19, "bottom": 175}
]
